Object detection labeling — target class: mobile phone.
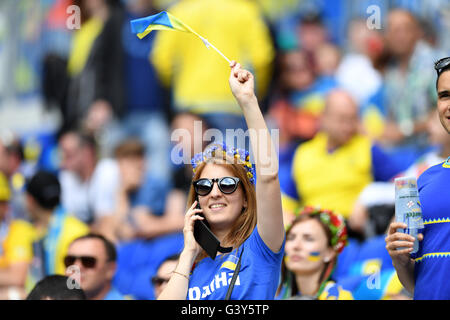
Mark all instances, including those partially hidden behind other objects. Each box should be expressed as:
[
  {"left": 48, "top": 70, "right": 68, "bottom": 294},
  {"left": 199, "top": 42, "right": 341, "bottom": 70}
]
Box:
[{"left": 194, "top": 199, "right": 232, "bottom": 259}]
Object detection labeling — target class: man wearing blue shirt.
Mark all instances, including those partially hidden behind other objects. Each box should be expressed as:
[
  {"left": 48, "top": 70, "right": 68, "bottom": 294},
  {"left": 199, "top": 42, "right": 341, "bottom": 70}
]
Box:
[{"left": 386, "top": 56, "right": 450, "bottom": 299}]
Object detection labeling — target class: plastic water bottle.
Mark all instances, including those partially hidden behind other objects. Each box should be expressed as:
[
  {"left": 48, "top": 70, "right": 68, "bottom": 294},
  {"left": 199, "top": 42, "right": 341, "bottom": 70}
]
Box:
[{"left": 394, "top": 177, "right": 424, "bottom": 254}]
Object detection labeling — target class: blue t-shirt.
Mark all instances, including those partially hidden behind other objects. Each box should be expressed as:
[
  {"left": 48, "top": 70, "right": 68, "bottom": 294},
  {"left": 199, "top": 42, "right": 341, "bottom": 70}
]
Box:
[
  {"left": 187, "top": 227, "right": 285, "bottom": 300},
  {"left": 414, "top": 159, "right": 450, "bottom": 300}
]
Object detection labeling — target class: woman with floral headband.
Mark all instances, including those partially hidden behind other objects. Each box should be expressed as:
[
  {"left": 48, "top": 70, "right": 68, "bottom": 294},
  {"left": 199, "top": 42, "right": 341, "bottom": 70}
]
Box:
[
  {"left": 276, "top": 206, "right": 353, "bottom": 300},
  {"left": 158, "top": 61, "right": 285, "bottom": 300}
]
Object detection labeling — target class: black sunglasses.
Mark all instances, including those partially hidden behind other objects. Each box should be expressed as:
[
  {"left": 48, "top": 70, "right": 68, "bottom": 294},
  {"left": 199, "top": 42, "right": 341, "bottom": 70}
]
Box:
[
  {"left": 64, "top": 255, "right": 97, "bottom": 269},
  {"left": 193, "top": 177, "right": 240, "bottom": 196},
  {"left": 151, "top": 276, "right": 170, "bottom": 286},
  {"left": 435, "top": 57, "right": 450, "bottom": 75}
]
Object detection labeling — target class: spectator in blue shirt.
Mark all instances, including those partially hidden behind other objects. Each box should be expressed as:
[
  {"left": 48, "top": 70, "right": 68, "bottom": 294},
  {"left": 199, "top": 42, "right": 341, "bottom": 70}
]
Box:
[{"left": 385, "top": 56, "right": 450, "bottom": 299}]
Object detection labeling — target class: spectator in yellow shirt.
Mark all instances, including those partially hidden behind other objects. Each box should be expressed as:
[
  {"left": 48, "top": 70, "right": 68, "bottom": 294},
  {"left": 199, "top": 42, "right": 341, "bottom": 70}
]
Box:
[
  {"left": 281, "top": 90, "right": 401, "bottom": 227},
  {"left": 0, "top": 172, "right": 29, "bottom": 299},
  {"left": 0, "top": 170, "right": 89, "bottom": 299}
]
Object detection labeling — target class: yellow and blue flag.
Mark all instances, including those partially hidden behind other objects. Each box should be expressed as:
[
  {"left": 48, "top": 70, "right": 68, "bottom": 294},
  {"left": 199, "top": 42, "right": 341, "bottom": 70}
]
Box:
[
  {"left": 130, "top": 11, "right": 197, "bottom": 40},
  {"left": 130, "top": 11, "right": 231, "bottom": 63}
]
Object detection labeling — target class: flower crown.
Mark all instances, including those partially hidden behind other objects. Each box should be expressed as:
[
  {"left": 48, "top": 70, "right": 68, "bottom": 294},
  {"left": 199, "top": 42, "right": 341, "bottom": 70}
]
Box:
[
  {"left": 191, "top": 143, "right": 256, "bottom": 185},
  {"left": 293, "top": 206, "right": 348, "bottom": 254}
]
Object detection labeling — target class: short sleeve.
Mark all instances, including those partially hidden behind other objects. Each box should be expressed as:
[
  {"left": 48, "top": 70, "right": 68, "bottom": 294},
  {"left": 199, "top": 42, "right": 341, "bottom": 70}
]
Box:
[{"left": 245, "top": 226, "right": 285, "bottom": 265}]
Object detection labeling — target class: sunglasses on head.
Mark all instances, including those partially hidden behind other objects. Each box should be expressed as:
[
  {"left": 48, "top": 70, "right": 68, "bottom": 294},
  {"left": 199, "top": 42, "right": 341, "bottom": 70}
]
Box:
[
  {"left": 435, "top": 57, "right": 450, "bottom": 76},
  {"left": 193, "top": 177, "right": 240, "bottom": 196},
  {"left": 64, "top": 255, "right": 97, "bottom": 269}
]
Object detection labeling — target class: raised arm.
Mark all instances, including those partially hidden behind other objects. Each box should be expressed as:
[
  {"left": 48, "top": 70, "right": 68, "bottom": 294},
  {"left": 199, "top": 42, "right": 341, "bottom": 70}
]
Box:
[
  {"left": 158, "top": 62, "right": 285, "bottom": 300},
  {"left": 228, "top": 61, "right": 285, "bottom": 252}
]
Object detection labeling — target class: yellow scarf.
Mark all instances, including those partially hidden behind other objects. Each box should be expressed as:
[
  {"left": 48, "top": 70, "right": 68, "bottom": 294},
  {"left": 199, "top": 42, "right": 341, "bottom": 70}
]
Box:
[{"left": 67, "top": 18, "right": 104, "bottom": 76}]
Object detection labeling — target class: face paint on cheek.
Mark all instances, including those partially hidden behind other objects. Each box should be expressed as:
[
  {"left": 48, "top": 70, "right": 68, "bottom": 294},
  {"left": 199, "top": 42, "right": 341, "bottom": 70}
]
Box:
[
  {"left": 307, "top": 251, "right": 321, "bottom": 262},
  {"left": 284, "top": 255, "right": 290, "bottom": 263}
]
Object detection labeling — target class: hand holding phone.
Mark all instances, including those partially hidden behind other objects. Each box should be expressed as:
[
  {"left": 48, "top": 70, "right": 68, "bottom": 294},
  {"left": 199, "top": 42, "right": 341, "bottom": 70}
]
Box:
[{"left": 193, "top": 199, "right": 232, "bottom": 260}]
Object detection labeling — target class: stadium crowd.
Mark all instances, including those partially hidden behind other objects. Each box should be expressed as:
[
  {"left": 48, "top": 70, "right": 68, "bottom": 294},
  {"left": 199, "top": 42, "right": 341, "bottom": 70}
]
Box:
[{"left": 0, "top": 0, "right": 449, "bottom": 300}]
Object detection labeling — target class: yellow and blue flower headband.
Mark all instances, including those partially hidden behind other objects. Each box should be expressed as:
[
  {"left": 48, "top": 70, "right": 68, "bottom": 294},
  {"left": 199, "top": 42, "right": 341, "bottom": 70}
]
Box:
[{"left": 191, "top": 143, "right": 256, "bottom": 185}]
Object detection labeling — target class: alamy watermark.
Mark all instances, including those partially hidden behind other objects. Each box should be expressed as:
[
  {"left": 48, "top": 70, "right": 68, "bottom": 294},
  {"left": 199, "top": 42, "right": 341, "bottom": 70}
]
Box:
[
  {"left": 366, "top": 263, "right": 381, "bottom": 290},
  {"left": 366, "top": 5, "right": 382, "bottom": 30},
  {"left": 66, "top": 4, "right": 383, "bottom": 31},
  {"left": 66, "top": 265, "right": 81, "bottom": 289},
  {"left": 66, "top": 5, "right": 81, "bottom": 30}
]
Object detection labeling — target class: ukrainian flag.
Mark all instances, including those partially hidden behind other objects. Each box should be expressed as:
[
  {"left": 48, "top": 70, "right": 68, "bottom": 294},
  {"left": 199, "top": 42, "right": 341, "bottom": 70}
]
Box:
[
  {"left": 307, "top": 252, "right": 321, "bottom": 262},
  {"left": 130, "top": 11, "right": 196, "bottom": 39},
  {"left": 220, "top": 254, "right": 240, "bottom": 271},
  {"left": 220, "top": 260, "right": 237, "bottom": 271}
]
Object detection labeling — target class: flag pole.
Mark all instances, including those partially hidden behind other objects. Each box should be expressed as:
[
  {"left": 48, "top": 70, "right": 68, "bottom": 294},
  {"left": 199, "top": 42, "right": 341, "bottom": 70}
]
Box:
[
  {"left": 132, "top": 11, "right": 232, "bottom": 64},
  {"left": 186, "top": 26, "right": 231, "bottom": 63},
  {"left": 196, "top": 35, "right": 231, "bottom": 64}
]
